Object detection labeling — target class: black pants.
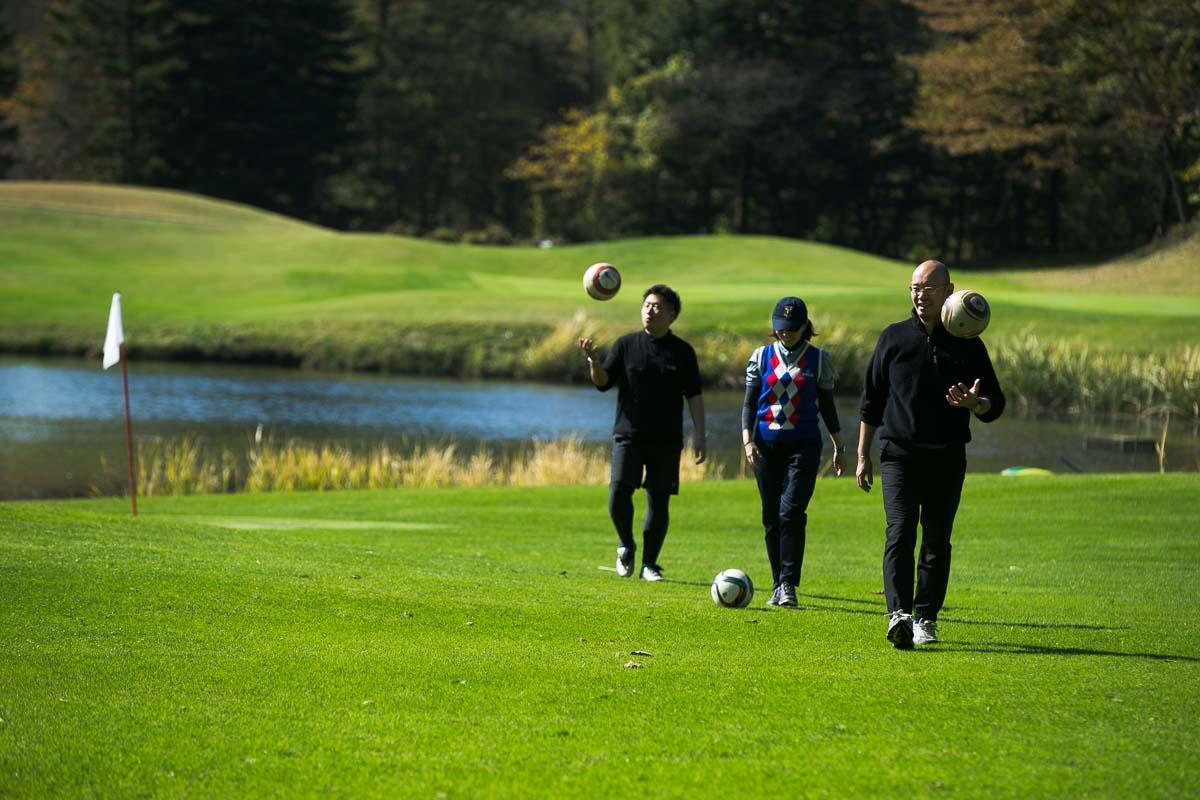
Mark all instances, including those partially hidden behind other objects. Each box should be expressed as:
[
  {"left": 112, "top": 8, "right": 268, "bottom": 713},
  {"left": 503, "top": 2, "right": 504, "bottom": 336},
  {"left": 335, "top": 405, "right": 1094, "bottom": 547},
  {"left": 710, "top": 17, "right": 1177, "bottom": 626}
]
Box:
[
  {"left": 754, "top": 438, "right": 821, "bottom": 588},
  {"left": 609, "top": 435, "right": 681, "bottom": 568},
  {"left": 880, "top": 441, "right": 966, "bottom": 621}
]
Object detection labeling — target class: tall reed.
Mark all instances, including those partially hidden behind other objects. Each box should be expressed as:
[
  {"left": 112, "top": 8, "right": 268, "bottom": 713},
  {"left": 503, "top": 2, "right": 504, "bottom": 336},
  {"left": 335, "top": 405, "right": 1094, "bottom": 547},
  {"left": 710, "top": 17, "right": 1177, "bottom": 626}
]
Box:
[
  {"left": 995, "top": 335, "right": 1199, "bottom": 416},
  {"left": 135, "top": 435, "right": 723, "bottom": 496},
  {"left": 136, "top": 434, "right": 238, "bottom": 495}
]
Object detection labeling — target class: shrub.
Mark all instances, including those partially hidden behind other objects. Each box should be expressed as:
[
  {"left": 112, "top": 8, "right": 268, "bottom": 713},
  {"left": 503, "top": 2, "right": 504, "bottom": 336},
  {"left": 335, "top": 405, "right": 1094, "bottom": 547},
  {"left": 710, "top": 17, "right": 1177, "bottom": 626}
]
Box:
[
  {"left": 383, "top": 221, "right": 417, "bottom": 237},
  {"left": 461, "top": 224, "right": 513, "bottom": 245},
  {"left": 424, "top": 226, "right": 461, "bottom": 243}
]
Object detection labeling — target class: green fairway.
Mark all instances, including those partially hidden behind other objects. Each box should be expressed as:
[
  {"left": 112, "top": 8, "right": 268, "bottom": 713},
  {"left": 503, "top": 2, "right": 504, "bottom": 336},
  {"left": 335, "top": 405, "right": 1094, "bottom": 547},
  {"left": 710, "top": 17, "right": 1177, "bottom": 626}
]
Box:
[
  {"left": 2, "top": 475, "right": 1197, "bottom": 797},
  {"left": 3, "top": 182, "right": 1198, "bottom": 353}
]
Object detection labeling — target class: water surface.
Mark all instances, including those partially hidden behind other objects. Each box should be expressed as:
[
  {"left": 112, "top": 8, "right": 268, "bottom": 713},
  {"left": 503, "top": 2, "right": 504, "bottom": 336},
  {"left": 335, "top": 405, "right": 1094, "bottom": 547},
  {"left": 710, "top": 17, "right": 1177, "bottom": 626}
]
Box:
[{"left": 1, "top": 357, "right": 1194, "bottom": 499}]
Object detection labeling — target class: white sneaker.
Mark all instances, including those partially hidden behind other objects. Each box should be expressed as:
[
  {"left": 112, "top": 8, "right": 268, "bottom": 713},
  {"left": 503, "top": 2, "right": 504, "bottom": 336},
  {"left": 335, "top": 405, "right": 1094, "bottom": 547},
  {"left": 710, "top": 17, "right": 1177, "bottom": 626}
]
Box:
[
  {"left": 615, "top": 547, "right": 635, "bottom": 577},
  {"left": 913, "top": 618, "right": 938, "bottom": 645},
  {"left": 887, "top": 611, "right": 914, "bottom": 650},
  {"left": 640, "top": 564, "right": 663, "bottom": 582}
]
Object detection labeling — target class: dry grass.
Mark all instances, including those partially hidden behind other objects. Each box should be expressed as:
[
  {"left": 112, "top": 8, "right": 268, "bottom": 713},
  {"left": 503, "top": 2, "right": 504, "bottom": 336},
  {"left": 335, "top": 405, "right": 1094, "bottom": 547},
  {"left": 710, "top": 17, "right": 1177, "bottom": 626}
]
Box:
[
  {"left": 134, "top": 436, "right": 723, "bottom": 496},
  {"left": 136, "top": 435, "right": 238, "bottom": 495},
  {"left": 517, "top": 309, "right": 623, "bottom": 382},
  {"left": 997, "top": 335, "right": 1200, "bottom": 416}
]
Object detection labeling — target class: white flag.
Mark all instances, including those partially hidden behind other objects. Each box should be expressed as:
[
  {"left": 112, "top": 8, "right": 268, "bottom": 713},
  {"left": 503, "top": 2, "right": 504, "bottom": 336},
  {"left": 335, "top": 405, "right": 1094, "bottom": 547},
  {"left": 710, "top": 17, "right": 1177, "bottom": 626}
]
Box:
[{"left": 103, "top": 293, "right": 124, "bottom": 370}]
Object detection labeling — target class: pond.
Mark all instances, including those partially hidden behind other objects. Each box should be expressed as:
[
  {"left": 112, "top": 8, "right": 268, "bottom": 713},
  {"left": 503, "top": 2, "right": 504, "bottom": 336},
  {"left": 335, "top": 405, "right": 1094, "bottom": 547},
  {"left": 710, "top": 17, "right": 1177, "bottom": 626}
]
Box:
[{"left": 1, "top": 356, "right": 1195, "bottom": 499}]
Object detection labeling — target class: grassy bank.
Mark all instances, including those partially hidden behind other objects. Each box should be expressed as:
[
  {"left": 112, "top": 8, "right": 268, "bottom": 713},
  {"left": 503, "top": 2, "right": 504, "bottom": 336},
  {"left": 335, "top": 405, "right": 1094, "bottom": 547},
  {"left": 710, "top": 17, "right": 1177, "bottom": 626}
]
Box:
[
  {"left": 2, "top": 475, "right": 1198, "bottom": 797},
  {"left": 3, "top": 182, "right": 1198, "bottom": 414}
]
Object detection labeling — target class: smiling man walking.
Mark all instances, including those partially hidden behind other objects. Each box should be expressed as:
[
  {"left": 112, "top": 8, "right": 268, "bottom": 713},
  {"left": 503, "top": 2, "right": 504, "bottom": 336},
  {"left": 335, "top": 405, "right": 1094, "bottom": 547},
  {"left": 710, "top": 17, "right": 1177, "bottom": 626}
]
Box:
[
  {"left": 856, "top": 260, "right": 1005, "bottom": 649},
  {"left": 578, "top": 284, "right": 706, "bottom": 582}
]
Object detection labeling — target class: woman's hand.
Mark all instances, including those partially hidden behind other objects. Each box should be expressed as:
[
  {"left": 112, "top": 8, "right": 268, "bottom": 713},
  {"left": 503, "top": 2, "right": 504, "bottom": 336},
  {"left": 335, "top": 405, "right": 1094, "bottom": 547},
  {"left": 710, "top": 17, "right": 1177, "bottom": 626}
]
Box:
[{"left": 743, "top": 441, "right": 760, "bottom": 467}]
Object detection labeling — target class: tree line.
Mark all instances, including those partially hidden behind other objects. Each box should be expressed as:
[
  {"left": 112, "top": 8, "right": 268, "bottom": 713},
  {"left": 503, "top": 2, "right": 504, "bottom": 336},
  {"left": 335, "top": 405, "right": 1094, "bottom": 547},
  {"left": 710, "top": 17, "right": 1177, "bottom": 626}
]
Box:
[{"left": 1, "top": 0, "right": 1197, "bottom": 261}]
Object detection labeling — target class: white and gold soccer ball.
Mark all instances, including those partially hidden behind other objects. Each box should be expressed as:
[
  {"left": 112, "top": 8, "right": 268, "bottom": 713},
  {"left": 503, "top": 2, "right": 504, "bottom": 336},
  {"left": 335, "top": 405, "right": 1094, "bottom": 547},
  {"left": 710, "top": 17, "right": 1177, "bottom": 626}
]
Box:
[{"left": 941, "top": 289, "right": 991, "bottom": 338}]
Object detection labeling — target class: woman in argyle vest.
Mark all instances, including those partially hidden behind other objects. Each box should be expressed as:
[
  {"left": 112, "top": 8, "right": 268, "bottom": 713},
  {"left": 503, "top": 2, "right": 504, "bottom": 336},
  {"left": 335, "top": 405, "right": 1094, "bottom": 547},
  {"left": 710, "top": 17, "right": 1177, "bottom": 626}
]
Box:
[{"left": 741, "top": 297, "right": 845, "bottom": 607}]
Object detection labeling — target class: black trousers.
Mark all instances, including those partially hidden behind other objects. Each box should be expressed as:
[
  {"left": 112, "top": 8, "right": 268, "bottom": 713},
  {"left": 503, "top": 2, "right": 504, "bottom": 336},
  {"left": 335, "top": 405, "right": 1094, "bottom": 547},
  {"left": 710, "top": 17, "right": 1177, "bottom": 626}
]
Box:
[
  {"left": 880, "top": 441, "right": 966, "bottom": 621},
  {"left": 754, "top": 438, "right": 821, "bottom": 588},
  {"left": 609, "top": 435, "right": 681, "bottom": 568}
]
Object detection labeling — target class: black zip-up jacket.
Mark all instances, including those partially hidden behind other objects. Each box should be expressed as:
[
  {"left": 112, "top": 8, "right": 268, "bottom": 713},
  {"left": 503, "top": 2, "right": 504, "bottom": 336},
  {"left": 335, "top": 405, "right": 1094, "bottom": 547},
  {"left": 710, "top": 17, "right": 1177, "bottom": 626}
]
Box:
[{"left": 860, "top": 311, "right": 1005, "bottom": 445}]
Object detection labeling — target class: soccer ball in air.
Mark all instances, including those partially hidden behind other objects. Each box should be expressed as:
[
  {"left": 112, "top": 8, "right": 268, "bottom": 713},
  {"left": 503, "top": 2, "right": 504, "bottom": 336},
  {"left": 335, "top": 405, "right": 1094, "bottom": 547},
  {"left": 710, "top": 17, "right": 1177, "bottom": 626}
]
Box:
[
  {"left": 583, "top": 262, "right": 621, "bottom": 301},
  {"left": 941, "top": 289, "right": 991, "bottom": 338},
  {"left": 711, "top": 569, "right": 754, "bottom": 608}
]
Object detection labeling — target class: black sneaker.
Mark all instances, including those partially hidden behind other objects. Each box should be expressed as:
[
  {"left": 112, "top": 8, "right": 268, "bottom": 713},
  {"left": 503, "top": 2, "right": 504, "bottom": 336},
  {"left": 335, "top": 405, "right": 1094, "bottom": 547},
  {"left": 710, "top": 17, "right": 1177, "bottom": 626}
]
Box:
[
  {"left": 778, "top": 584, "right": 798, "bottom": 607},
  {"left": 766, "top": 585, "right": 782, "bottom": 606}
]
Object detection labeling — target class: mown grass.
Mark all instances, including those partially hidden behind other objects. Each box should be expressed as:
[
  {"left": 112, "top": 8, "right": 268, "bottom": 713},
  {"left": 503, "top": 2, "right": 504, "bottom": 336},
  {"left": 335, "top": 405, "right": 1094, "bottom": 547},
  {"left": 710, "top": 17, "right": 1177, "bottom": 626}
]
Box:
[
  {"left": 1, "top": 475, "right": 1197, "bottom": 797},
  {"left": 2, "top": 182, "right": 1198, "bottom": 414}
]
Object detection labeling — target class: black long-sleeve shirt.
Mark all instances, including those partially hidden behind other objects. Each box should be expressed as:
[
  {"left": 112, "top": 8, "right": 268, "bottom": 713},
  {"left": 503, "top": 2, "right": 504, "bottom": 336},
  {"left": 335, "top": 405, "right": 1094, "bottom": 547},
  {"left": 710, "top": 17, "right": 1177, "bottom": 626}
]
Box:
[{"left": 860, "top": 311, "right": 1004, "bottom": 445}]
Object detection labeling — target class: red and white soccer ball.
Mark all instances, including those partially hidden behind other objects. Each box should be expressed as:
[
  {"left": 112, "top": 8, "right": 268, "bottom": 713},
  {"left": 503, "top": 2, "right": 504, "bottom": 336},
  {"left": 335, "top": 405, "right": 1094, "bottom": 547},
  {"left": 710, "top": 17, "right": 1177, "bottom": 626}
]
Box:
[
  {"left": 583, "top": 262, "right": 621, "bottom": 301},
  {"left": 941, "top": 289, "right": 991, "bottom": 338},
  {"left": 711, "top": 568, "right": 754, "bottom": 608}
]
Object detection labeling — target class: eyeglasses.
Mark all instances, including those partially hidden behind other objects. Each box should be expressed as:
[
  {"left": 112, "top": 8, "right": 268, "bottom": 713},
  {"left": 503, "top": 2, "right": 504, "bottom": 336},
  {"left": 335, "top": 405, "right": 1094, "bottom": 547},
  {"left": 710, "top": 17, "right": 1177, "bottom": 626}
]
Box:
[{"left": 909, "top": 284, "right": 949, "bottom": 297}]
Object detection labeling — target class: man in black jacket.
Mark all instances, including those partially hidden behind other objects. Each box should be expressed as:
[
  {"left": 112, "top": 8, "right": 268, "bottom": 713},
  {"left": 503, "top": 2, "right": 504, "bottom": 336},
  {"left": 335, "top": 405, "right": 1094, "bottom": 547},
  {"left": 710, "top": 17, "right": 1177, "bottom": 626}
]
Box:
[
  {"left": 856, "top": 260, "right": 1005, "bottom": 649},
  {"left": 579, "top": 284, "right": 707, "bottom": 582}
]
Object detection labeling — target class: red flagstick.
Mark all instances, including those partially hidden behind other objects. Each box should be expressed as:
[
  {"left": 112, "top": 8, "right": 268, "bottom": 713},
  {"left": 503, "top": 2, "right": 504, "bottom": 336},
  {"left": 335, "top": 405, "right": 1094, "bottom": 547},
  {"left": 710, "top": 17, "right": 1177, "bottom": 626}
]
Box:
[{"left": 120, "top": 343, "right": 138, "bottom": 517}]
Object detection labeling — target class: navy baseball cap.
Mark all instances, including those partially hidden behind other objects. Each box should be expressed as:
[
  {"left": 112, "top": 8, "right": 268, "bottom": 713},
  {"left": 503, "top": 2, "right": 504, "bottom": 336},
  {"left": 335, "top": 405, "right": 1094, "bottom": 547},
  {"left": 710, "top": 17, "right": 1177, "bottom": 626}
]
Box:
[{"left": 771, "top": 297, "right": 808, "bottom": 331}]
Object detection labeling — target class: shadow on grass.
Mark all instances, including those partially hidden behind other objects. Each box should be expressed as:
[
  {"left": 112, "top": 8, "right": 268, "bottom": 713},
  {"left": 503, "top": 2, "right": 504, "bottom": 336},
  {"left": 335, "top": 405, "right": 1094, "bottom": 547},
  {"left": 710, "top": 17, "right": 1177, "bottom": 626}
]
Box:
[
  {"left": 934, "top": 642, "right": 1200, "bottom": 663},
  {"left": 797, "top": 592, "right": 1128, "bottom": 632},
  {"left": 661, "top": 578, "right": 714, "bottom": 588},
  {"left": 945, "top": 616, "right": 1126, "bottom": 632}
]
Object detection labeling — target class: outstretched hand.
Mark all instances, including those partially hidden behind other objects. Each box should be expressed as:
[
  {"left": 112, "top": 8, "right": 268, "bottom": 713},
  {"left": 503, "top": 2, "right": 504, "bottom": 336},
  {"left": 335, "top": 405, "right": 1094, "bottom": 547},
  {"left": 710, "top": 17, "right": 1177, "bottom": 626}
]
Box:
[
  {"left": 578, "top": 337, "right": 597, "bottom": 359},
  {"left": 946, "top": 378, "right": 982, "bottom": 410}
]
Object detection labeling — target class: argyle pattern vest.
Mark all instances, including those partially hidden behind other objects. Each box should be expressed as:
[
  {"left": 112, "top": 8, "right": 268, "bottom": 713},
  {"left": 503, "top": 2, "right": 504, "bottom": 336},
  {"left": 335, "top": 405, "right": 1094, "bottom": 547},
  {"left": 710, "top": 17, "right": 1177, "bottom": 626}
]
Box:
[{"left": 756, "top": 342, "right": 821, "bottom": 443}]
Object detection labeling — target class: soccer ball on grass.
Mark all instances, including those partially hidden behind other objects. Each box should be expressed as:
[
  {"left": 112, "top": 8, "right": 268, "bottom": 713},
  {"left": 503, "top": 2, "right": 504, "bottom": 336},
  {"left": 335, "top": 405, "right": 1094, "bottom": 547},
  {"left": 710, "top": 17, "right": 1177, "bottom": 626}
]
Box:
[{"left": 711, "top": 569, "right": 754, "bottom": 608}]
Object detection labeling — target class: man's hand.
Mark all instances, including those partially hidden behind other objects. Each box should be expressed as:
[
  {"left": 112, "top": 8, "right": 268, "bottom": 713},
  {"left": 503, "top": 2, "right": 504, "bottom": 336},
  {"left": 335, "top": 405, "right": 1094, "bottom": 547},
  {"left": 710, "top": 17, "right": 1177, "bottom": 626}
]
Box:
[
  {"left": 578, "top": 337, "right": 597, "bottom": 359},
  {"left": 693, "top": 438, "right": 707, "bottom": 464},
  {"left": 946, "top": 378, "right": 982, "bottom": 410},
  {"left": 856, "top": 454, "right": 873, "bottom": 493}
]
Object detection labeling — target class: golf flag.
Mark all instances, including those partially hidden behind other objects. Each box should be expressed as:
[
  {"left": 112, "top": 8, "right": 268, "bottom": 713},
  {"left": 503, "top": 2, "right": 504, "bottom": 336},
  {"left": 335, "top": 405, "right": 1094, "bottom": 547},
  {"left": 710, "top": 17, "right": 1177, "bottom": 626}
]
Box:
[
  {"left": 103, "top": 293, "right": 124, "bottom": 369},
  {"left": 102, "top": 292, "right": 138, "bottom": 517}
]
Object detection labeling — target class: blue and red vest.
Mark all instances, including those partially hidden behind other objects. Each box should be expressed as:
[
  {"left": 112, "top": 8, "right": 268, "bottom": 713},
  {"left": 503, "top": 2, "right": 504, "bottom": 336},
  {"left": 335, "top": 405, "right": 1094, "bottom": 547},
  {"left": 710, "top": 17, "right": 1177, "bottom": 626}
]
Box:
[{"left": 756, "top": 342, "right": 822, "bottom": 443}]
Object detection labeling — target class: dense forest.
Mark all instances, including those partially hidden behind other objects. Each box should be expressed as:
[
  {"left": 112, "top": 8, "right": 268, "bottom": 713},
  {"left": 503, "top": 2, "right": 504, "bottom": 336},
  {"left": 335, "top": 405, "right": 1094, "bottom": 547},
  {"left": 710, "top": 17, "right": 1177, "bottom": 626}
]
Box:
[{"left": 1, "top": 0, "right": 1197, "bottom": 261}]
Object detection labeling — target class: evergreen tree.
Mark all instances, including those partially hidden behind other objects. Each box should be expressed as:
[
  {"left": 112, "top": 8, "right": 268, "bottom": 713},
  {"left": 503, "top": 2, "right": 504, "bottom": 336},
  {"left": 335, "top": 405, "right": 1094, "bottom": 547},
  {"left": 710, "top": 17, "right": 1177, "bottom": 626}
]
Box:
[
  {"left": 152, "top": 0, "right": 361, "bottom": 220},
  {"left": 32, "top": 0, "right": 171, "bottom": 182},
  {"left": 0, "top": 14, "right": 18, "bottom": 176},
  {"left": 343, "top": 0, "right": 585, "bottom": 233}
]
